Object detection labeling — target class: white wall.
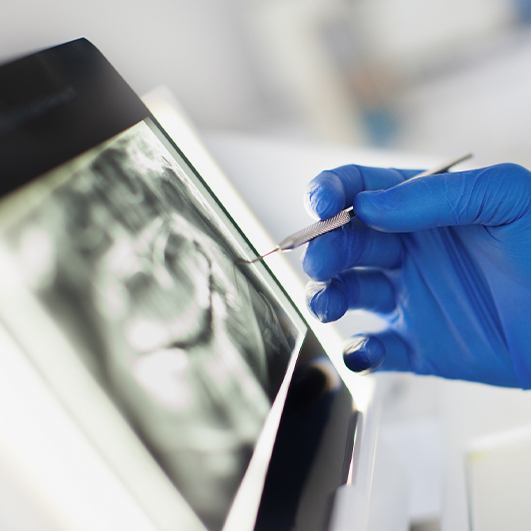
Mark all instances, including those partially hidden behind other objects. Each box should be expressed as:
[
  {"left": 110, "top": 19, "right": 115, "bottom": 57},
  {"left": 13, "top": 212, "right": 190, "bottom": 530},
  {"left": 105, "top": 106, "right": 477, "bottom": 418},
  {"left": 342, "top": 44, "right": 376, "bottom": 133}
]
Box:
[
  {"left": 3, "top": 0, "right": 529, "bottom": 163},
  {"left": 1, "top": 0, "right": 265, "bottom": 129}
]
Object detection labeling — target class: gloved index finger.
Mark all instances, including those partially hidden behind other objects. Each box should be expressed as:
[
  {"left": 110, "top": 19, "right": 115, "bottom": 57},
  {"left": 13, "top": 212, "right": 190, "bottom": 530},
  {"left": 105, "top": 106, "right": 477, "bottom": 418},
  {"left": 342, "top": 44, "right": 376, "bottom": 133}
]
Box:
[{"left": 306, "top": 164, "right": 419, "bottom": 220}]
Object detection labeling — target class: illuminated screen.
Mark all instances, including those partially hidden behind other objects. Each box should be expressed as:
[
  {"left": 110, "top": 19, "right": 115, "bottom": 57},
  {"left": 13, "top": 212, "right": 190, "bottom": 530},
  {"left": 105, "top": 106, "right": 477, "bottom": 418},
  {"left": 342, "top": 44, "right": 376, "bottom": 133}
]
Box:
[{"left": 0, "top": 119, "right": 305, "bottom": 530}]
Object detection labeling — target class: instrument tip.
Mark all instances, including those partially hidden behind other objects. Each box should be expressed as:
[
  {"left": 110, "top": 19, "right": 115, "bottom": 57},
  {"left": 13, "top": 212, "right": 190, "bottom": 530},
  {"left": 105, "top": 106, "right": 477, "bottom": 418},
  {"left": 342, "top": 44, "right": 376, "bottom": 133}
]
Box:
[{"left": 238, "top": 247, "right": 279, "bottom": 264}]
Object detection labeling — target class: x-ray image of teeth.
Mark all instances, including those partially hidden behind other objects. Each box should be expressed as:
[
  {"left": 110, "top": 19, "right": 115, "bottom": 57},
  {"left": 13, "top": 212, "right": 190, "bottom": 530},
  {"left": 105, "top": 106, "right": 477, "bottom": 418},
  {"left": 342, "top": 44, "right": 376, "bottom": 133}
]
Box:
[{"left": 5, "top": 121, "right": 299, "bottom": 530}]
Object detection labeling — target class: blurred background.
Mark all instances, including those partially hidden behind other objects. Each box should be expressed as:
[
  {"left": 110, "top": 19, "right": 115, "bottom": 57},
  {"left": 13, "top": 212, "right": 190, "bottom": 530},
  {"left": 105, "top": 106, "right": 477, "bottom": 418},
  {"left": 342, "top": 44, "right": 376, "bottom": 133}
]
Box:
[
  {"left": 3, "top": 2, "right": 531, "bottom": 531},
  {"left": 2, "top": 0, "right": 531, "bottom": 167}
]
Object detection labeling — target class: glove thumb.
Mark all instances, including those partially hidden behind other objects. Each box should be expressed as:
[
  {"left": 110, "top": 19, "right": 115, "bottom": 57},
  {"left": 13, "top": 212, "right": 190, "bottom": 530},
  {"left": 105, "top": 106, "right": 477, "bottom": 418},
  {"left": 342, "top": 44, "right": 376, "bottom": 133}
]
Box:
[{"left": 354, "top": 163, "right": 531, "bottom": 232}]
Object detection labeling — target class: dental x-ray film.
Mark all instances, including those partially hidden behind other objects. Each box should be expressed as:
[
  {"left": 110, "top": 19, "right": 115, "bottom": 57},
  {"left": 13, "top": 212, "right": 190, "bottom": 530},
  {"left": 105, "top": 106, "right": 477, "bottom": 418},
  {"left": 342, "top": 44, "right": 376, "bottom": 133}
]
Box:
[{"left": 0, "top": 118, "right": 304, "bottom": 530}]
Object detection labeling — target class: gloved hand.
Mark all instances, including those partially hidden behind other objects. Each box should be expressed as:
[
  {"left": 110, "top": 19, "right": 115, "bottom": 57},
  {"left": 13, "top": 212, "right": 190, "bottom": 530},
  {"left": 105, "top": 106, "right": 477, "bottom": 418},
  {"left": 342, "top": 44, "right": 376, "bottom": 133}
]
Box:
[{"left": 303, "top": 162, "right": 531, "bottom": 388}]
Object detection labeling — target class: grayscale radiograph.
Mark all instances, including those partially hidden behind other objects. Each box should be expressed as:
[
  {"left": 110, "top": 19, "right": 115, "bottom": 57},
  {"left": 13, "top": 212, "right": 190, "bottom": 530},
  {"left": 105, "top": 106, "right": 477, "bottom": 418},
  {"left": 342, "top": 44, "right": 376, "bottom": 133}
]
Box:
[{"left": 6, "top": 122, "right": 299, "bottom": 530}]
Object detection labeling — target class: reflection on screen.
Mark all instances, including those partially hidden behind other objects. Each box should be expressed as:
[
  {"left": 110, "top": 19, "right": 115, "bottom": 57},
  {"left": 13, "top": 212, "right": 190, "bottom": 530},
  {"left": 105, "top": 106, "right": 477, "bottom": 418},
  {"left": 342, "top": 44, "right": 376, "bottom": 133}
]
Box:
[{"left": 4, "top": 121, "right": 302, "bottom": 530}]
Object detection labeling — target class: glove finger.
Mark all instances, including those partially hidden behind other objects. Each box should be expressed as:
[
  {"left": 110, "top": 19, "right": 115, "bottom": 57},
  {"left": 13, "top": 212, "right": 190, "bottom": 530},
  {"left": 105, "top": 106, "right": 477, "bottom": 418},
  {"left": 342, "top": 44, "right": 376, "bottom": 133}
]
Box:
[
  {"left": 306, "top": 270, "right": 395, "bottom": 323},
  {"left": 355, "top": 163, "right": 531, "bottom": 232},
  {"left": 343, "top": 331, "right": 412, "bottom": 374},
  {"left": 303, "top": 219, "right": 402, "bottom": 281},
  {"left": 306, "top": 164, "right": 419, "bottom": 220}
]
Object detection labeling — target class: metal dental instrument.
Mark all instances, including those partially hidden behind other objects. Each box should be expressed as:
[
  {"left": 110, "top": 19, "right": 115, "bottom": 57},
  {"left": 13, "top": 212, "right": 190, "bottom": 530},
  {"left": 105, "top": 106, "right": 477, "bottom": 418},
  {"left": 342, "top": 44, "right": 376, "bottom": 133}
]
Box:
[{"left": 241, "top": 153, "right": 473, "bottom": 264}]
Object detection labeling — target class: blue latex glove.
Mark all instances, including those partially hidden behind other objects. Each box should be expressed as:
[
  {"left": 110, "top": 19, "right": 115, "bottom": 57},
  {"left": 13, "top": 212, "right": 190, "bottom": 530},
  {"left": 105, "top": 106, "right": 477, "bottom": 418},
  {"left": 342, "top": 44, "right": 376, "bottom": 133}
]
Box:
[{"left": 303, "top": 163, "right": 531, "bottom": 388}]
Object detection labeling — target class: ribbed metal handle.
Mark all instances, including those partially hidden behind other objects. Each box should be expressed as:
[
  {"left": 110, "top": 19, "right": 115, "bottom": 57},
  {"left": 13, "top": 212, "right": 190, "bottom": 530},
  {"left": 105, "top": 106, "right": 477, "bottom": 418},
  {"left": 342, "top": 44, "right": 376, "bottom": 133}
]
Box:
[
  {"left": 278, "top": 207, "right": 354, "bottom": 251},
  {"left": 241, "top": 153, "right": 473, "bottom": 264}
]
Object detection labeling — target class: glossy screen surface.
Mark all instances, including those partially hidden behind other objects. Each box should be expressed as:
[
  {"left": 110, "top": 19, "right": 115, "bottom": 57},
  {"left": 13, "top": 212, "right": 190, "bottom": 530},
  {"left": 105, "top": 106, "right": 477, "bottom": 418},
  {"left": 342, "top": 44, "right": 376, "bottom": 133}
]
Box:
[{"left": 0, "top": 119, "right": 305, "bottom": 530}]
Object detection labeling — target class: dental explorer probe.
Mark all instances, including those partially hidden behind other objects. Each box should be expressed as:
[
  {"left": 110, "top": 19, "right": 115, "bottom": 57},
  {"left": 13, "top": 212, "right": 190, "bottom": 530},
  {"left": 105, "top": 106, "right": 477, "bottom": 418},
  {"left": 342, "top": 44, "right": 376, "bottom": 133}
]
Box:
[{"left": 241, "top": 153, "right": 473, "bottom": 264}]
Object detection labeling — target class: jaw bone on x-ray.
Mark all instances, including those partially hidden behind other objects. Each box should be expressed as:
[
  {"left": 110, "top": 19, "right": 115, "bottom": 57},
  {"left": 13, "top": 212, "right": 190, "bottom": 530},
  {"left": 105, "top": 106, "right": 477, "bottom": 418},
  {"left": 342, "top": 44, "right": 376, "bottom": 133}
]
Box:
[{"left": 4, "top": 120, "right": 300, "bottom": 530}]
